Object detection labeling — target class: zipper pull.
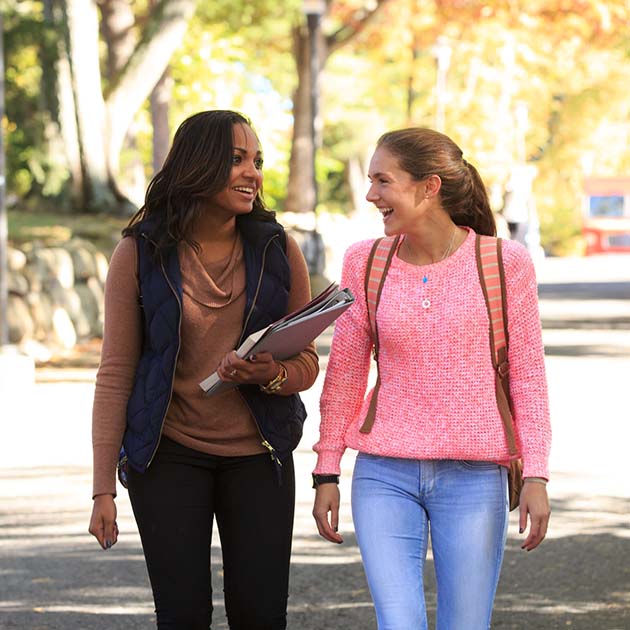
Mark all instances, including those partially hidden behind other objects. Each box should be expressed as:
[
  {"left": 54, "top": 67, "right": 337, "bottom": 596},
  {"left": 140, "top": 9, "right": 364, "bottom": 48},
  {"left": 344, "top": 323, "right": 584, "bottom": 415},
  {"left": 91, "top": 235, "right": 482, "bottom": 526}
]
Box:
[{"left": 261, "top": 440, "right": 283, "bottom": 467}]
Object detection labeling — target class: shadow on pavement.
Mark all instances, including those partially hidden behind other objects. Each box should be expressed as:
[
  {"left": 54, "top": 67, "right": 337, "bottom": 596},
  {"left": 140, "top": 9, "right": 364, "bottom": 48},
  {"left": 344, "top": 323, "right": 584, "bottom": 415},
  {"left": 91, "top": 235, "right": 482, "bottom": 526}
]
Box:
[
  {"left": 541, "top": 318, "right": 630, "bottom": 331},
  {"left": 538, "top": 281, "right": 630, "bottom": 301},
  {"left": 2, "top": 463, "right": 629, "bottom": 630},
  {"left": 493, "top": 494, "right": 630, "bottom": 629},
  {"left": 544, "top": 343, "right": 630, "bottom": 358}
]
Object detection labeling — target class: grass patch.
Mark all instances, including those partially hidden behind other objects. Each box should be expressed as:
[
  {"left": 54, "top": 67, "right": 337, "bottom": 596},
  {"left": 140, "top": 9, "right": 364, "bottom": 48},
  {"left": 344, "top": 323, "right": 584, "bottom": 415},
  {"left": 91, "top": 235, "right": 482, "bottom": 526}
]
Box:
[{"left": 8, "top": 210, "right": 128, "bottom": 257}]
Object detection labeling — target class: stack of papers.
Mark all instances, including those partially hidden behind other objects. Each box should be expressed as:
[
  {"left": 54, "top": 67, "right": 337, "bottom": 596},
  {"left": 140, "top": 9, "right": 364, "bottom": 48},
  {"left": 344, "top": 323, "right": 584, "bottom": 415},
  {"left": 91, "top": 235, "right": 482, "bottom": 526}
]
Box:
[{"left": 199, "top": 283, "right": 355, "bottom": 395}]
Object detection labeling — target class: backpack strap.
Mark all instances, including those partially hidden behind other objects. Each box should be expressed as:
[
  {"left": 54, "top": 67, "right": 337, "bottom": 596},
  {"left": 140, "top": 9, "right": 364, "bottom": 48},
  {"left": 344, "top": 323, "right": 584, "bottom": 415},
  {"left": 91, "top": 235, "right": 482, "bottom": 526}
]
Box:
[
  {"left": 360, "top": 235, "right": 400, "bottom": 434},
  {"left": 364, "top": 236, "right": 401, "bottom": 360},
  {"left": 475, "top": 234, "right": 519, "bottom": 457}
]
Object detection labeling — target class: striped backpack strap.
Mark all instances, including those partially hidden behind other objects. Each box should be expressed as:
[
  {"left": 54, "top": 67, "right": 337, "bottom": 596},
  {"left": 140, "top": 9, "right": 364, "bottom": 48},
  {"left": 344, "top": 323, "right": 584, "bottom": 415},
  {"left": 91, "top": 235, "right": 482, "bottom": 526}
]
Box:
[
  {"left": 364, "top": 236, "right": 400, "bottom": 359},
  {"left": 360, "top": 235, "right": 400, "bottom": 433},
  {"left": 475, "top": 234, "right": 518, "bottom": 457}
]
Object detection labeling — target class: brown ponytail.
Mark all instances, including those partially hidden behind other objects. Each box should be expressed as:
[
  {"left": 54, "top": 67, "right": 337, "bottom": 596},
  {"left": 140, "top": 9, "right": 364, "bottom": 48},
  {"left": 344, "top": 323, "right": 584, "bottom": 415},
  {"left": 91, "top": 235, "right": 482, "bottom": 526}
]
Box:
[{"left": 377, "top": 128, "right": 496, "bottom": 236}]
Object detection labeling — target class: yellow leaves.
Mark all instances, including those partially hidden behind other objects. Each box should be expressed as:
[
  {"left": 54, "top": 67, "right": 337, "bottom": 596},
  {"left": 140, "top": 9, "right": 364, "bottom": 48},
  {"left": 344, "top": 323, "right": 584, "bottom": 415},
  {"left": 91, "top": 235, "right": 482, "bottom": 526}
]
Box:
[
  {"left": 5, "top": 45, "right": 41, "bottom": 96},
  {"left": 593, "top": 1, "right": 613, "bottom": 31}
]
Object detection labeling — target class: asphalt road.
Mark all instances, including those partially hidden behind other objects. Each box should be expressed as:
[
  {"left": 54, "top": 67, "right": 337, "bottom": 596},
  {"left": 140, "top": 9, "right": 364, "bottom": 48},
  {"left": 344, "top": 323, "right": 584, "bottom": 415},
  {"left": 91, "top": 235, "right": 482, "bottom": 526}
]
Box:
[{"left": 1, "top": 253, "right": 629, "bottom": 630}]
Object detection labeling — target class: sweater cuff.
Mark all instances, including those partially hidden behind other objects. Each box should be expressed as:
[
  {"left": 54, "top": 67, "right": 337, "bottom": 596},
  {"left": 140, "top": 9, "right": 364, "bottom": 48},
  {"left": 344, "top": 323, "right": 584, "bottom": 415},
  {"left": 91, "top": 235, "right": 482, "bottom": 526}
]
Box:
[
  {"left": 522, "top": 461, "right": 549, "bottom": 482},
  {"left": 313, "top": 449, "right": 344, "bottom": 476},
  {"left": 92, "top": 444, "right": 120, "bottom": 499}
]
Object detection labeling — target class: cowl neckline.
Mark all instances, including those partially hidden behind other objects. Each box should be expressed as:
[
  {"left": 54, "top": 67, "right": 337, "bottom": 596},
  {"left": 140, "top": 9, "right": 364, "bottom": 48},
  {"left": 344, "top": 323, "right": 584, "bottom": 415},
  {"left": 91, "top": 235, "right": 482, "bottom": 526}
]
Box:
[{"left": 179, "top": 236, "right": 245, "bottom": 308}]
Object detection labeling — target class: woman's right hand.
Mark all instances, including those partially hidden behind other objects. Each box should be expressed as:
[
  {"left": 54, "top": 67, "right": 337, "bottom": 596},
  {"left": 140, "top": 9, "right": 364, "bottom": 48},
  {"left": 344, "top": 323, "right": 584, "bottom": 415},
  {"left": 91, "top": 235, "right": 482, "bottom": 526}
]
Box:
[
  {"left": 89, "top": 494, "right": 119, "bottom": 550},
  {"left": 313, "top": 484, "right": 343, "bottom": 544}
]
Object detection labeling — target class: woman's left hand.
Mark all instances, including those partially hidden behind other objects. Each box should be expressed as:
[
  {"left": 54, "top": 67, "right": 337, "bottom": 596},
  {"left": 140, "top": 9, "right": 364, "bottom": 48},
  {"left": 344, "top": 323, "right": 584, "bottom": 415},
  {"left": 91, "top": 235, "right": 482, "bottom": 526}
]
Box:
[
  {"left": 518, "top": 481, "right": 551, "bottom": 551},
  {"left": 216, "top": 350, "right": 279, "bottom": 386}
]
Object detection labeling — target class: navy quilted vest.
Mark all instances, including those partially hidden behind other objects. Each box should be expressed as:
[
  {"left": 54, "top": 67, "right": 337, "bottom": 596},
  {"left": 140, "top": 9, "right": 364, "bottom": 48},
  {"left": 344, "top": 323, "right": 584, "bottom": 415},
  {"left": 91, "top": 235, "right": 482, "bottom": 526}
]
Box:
[{"left": 123, "top": 216, "right": 307, "bottom": 474}]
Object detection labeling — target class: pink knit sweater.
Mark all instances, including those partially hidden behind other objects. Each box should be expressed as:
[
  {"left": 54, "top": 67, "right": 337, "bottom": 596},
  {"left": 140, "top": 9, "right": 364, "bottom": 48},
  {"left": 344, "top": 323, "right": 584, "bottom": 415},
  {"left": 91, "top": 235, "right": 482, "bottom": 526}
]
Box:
[{"left": 314, "top": 228, "right": 551, "bottom": 479}]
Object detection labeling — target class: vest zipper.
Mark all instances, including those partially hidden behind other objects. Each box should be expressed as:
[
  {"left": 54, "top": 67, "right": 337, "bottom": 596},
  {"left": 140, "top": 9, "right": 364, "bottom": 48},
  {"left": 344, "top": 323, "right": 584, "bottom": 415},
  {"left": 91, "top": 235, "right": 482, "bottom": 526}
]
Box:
[
  {"left": 143, "top": 233, "right": 281, "bottom": 474},
  {"left": 146, "top": 255, "right": 183, "bottom": 470},
  {"left": 237, "top": 234, "right": 279, "bottom": 347},
  {"left": 239, "top": 394, "right": 283, "bottom": 468},
  {"left": 235, "top": 233, "right": 284, "bottom": 477}
]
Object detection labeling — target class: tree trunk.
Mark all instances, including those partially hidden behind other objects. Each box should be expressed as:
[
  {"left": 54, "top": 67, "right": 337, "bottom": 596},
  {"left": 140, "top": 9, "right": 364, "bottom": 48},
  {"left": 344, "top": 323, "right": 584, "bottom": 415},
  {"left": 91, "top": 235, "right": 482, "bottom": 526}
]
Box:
[
  {"left": 40, "top": 0, "right": 76, "bottom": 207},
  {"left": 105, "top": 0, "right": 197, "bottom": 178},
  {"left": 99, "top": 0, "right": 146, "bottom": 207},
  {"left": 64, "top": 0, "right": 117, "bottom": 212},
  {"left": 40, "top": 0, "right": 59, "bottom": 120},
  {"left": 148, "top": 0, "right": 172, "bottom": 176},
  {"left": 347, "top": 155, "right": 370, "bottom": 214},
  {"left": 406, "top": 38, "right": 422, "bottom": 125},
  {"left": 285, "top": 0, "right": 391, "bottom": 214},
  {"left": 99, "top": 0, "right": 136, "bottom": 79},
  {"left": 54, "top": 0, "right": 195, "bottom": 213},
  {"left": 150, "top": 67, "right": 173, "bottom": 175},
  {"left": 285, "top": 25, "right": 317, "bottom": 215},
  {"left": 54, "top": 28, "right": 82, "bottom": 206}
]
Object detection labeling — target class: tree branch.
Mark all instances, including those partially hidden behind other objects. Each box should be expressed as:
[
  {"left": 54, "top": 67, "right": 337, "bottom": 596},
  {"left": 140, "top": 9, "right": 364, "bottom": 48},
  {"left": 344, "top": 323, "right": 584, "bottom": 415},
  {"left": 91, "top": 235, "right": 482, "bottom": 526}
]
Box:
[
  {"left": 102, "top": 0, "right": 197, "bottom": 173},
  {"left": 326, "top": 0, "right": 392, "bottom": 57}
]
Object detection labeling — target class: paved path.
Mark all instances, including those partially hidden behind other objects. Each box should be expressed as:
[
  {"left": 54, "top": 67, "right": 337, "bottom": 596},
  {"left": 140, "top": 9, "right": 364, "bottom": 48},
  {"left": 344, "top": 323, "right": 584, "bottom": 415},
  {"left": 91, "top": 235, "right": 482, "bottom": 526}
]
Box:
[{"left": 1, "top": 254, "right": 629, "bottom": 629}]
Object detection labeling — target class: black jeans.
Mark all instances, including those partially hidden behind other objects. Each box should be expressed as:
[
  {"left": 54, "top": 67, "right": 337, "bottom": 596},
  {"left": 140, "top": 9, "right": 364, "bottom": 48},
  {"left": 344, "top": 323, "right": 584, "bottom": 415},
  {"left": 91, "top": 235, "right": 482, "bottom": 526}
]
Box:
[{"left": 127, "top": 436, "right": 295, "bottom": 630}]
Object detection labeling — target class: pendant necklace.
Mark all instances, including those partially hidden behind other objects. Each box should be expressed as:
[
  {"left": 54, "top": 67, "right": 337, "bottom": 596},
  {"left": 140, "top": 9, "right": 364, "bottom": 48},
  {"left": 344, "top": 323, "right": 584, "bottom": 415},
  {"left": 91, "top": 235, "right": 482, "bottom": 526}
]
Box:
[{"left": 403, "top": 227, "right": 458, "bottom": 310}]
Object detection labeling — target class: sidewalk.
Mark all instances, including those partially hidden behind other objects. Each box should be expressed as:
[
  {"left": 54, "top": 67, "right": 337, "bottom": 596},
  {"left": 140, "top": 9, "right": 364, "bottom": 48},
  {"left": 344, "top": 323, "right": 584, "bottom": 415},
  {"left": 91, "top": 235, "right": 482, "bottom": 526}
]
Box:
[{"left": 1, "top": 253, "right": 629, "bottom": 629}]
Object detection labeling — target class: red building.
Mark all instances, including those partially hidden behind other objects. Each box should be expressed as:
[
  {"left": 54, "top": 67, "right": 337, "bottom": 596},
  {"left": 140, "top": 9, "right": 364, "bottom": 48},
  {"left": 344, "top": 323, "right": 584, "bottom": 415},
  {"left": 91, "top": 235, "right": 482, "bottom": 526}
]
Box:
[{"left": 582, "top": 177, "right": 630, "bottom": 255}]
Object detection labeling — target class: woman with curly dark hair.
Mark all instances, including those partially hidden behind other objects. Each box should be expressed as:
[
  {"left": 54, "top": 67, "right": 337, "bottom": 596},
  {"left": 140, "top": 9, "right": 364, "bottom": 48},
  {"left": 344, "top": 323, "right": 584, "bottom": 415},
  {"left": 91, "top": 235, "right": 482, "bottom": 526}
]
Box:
[{"left": 89, "top": 110, "right": 319, "bottom": 629}]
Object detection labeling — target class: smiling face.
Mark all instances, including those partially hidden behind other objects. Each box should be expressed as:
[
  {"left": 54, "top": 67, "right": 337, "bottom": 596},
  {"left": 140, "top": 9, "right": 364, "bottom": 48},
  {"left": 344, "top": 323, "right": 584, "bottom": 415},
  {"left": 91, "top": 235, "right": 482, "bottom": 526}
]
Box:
[
  {"left": 366, "top": 146, "right": 430, "bottom": 236},
  {"left": 208, "top": 123, "right": 263, "bottom": 218}
]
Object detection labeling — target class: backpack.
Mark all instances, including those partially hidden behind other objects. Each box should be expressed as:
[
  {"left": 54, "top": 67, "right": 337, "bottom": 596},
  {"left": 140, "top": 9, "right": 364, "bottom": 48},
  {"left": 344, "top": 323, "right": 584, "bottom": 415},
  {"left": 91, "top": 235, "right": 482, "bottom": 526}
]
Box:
[{"left": 362, "top": 233, "right": 523, "bottom": 510}]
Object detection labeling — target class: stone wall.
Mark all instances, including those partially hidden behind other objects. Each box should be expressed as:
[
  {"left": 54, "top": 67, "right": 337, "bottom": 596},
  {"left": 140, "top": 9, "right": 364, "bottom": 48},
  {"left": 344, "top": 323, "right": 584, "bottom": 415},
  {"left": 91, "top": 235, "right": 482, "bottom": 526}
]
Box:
[
  {"left": 7, "top": 239, "right": 108, "bottom": 353},
  {"left": 5, "top": 210, "right": 386, "bottom": 359}
]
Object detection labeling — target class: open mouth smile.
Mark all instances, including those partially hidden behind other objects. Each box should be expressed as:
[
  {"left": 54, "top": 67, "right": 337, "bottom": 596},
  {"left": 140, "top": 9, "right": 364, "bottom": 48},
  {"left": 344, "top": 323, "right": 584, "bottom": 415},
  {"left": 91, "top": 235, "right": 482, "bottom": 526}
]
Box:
[{"left": 233, "top": 186, "right": 256, "bottom": 196}]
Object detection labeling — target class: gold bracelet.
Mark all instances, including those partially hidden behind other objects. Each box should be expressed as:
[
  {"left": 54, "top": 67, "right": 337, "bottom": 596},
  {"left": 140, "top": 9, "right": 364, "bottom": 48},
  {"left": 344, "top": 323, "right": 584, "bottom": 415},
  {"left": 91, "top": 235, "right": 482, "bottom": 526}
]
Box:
[{"left": 259, "top": 363, "right": 288, "bottom": 394}]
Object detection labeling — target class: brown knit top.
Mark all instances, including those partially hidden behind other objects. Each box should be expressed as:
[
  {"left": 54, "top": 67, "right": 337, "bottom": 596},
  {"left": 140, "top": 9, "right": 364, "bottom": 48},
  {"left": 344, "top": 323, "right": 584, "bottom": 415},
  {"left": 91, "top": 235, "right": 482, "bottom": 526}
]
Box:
[{"left": 92, "top": 232, "right": 319, "bottom": 497}]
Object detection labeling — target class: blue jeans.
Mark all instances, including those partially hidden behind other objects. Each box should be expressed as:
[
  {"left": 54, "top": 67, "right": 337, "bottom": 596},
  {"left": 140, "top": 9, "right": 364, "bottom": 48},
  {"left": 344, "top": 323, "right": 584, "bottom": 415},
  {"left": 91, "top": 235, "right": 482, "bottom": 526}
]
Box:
[{"left": 352, "top": 454, "right": 508, "bottom": 630}]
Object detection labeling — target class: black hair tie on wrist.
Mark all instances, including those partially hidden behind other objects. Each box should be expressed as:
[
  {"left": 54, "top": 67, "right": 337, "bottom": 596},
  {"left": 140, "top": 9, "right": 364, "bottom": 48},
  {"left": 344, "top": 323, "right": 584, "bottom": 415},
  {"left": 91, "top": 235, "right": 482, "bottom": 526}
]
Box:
[{"left": 312, "top": 473, "right": 340, "bottom": 489}]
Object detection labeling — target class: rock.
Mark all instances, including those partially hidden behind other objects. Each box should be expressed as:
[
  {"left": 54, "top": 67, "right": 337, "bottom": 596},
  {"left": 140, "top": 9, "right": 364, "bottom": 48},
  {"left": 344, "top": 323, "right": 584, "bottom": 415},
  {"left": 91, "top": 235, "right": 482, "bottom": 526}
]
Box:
[
  {"left": 8, "top": 271, "right": 29, "bottom": 296},
  {"left": 7, "top": 295, "right": 35, "bottom": 343},
  {"left": 26, "top": 291, "right": 55, "bottom": 340},
  {"left": 7, "top": 247, "right": 27, "bottom": 271},
  {"left": 21, "top": 264, "right": 43, "bottom": 293},
  {"left": 67, "top": 244, "right": 98, "bottom": 280},
  {"left": 19, "top": 339, "right": 53, "bottom": 363},
  {"left": 94, "top": 250, "right": 109, "bottom": 285},
  {"left": 5, "top": 238, "right": 111, "bottom": 349},
  {"left": 47, "top": 282, "right": 92, "bottom": 339},
  {"left": 88, "top": 277, "right": 105, "bottom": 336},
  {"left": 29, "top": 246, "right": 75, "bottom": 290},
  {"left": 50, "top": 307, "right": 77, "bottom": 350},
  {"left": 75, "top": 279, "right": 102, "bottom": 337},
  {"left": 68, "top": 237, "right": 99, "bottom": 255}
]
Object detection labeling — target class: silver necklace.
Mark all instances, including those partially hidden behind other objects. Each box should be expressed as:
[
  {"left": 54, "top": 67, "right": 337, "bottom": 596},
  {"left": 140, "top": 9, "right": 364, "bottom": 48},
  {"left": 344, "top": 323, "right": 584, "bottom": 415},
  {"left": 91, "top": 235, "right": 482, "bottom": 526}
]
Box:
[{"left": 403, "top": 227, "right": 458, "bottom": 309}]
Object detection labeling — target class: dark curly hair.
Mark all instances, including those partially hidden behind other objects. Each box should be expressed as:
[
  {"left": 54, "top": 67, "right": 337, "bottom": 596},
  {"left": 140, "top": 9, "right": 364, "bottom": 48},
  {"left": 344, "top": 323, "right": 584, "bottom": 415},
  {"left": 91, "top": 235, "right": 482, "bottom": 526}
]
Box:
[{"left": 124, "top": 110, "right": 276, "bottom": 253}]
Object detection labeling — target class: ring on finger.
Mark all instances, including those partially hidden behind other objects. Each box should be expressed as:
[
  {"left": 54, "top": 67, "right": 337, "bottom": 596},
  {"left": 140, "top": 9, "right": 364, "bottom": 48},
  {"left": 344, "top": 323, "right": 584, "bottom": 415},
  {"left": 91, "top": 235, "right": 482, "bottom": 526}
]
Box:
[{"left": 229, "top": 368, "right": 238, "bottom": 377}]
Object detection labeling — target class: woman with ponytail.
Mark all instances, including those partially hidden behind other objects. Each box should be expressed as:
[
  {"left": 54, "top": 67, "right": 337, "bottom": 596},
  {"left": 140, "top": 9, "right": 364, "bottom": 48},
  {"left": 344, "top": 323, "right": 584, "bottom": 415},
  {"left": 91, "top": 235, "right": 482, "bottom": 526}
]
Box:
[{"left": 312, "top": 128, "right": 551, "bottom": 629}]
